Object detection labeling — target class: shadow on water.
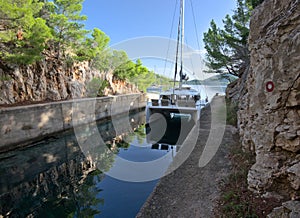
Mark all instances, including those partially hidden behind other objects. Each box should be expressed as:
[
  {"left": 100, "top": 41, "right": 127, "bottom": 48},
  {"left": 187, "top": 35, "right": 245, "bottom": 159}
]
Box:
[
  {"left": 0, "top": 135, "right": 104, "bottom": 217},
  {"left": 0, "top": 109, "right": 195, "bottom": 217},
  {"left": 146, "top": 110, "right": 196, "bottom": 146},
  {"left": 0, "top": 111, "right": 144, "bottom": 217}
]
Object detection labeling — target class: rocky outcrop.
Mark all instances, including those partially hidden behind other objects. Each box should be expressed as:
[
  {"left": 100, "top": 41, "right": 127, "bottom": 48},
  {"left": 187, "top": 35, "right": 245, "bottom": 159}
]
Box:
[
  {"left": 0, "top": 59, "right": 139, "bottom": 104},
  {"left": 267, "top": 200, "right": 300, "bottom": 218},
  {"left": 231, "top": 0, "right": 300, "bottom": 215}
]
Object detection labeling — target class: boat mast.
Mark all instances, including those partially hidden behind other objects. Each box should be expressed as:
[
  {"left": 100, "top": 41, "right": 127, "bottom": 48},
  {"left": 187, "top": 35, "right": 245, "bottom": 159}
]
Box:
[
  {"left": 179, "top": 0, "right": 184, "bottom": 89},
  {"left": 173, "top": 0, "right": 185, "bottom": 92}
]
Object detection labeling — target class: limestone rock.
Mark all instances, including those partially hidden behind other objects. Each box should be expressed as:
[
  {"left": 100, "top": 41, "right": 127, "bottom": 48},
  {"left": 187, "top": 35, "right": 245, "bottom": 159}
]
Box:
[
  {"left": 267, "top": 200, "right": 300, "bottom": 218},
  {"left": 287, "top": 162, "right": 300, "bottom": 190},
  {"left": 0, "top": 60, "right": 140, "bottom": 104},
  {"left": 287, "top": 77, "right": 300, "bottom": 107},
  {"left": 226, "top": 0, "right": 300, "bottom": 210},
  {"left": 248, "top": 153, "right": 279, "bottom": 191}
]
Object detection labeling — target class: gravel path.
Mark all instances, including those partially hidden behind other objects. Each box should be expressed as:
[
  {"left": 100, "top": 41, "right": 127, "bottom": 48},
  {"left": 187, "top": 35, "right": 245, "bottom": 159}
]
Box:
[{"left": 137, "top": 96, "right": 237, "bottom": 218}]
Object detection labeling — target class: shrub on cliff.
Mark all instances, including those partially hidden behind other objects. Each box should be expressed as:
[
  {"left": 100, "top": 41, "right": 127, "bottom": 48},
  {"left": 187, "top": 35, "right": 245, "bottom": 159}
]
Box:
[
  {"left": 0, "top": 0, "right": 52, "bottom": 64},
  {"left": 86, "top": 77, "right": 108, "bottom": 97}
]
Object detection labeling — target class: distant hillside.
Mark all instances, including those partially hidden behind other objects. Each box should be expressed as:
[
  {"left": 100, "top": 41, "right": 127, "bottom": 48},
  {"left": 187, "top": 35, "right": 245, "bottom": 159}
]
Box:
[{"left": 186, "top": 74, "right": 237, "bottom": 85}]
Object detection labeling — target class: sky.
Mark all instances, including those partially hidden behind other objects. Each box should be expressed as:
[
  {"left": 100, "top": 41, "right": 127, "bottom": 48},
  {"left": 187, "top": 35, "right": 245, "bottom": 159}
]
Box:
[{"left": 81, "top": 0, "right": 237, "bottom": 79}]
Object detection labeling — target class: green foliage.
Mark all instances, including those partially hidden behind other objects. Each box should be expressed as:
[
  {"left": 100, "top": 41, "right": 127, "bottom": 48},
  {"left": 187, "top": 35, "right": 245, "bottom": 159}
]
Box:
[
  {"left": 130, "top": 70, "right": 155, "bottom": 92},
  {"left": 215, "top": 141, "right": 265, "bottom": 217},
  {"left": 91, "top": 28, "right": 110, "bottom": 53},
  {"left": 38, "top": 169, "right": 103, "bottom": 218},
  {"left": 203, "top": 0, "right": 261, "bottom": 77},
  {"left": 0, "top": 0, "right": 112, "bottom": 66},
  {"left": 90, "top": 49, "right": 129, "bottom": 74},
  {"left": 0, "top": 0, "right": 52, "bottom": 64},
  {"left": 0, "top": 74, "right": 12, "bottom": 81},
  {"left": 0, "top": 0, "right": 159, "bottom": 96},
  {"left": 0, "top": 0, "right": 152, "bottom": 88},
  {"left": 203, "top": 20, "right": 234, "bottom": 74},
  {"left": 5, "top": 18, "right": 52, "bottom": 64},
  {"left": 113, "top": 58, "right": 149, "bottom": 80},
  {"left": 130, "top": 70, "right": 172, "bottom": 92},
  {"left": 109, "top": 50, "right": 129, "bottom": 71},
  {"left": 86, "top": 77, "right": 108, "bottom": 97},
  {"left": 112, "top": 58, "right": 168, "bottom": 92},
  {"left": 246, "top": 0, "right": 264, "bottom": 8},
  {"left": 226, "top": 98, "right": 238, "bottom": 126},
  {"left": 76, "top": 28, "right": 110, "bottom": 62},
  {"left": 89, "top": 49, "right": 111, "bottom": 72},
  {"left": 113, "top": 60, "right": 135, "bottom": 80},
  {"left": 48, "top": 0, "right": 88, "bottom": 60}
]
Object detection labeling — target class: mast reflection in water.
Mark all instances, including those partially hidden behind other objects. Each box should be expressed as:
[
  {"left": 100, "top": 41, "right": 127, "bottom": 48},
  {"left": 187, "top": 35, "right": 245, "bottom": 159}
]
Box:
[{"left": 0, "top": 110, "right": 193, "bottom": 217}]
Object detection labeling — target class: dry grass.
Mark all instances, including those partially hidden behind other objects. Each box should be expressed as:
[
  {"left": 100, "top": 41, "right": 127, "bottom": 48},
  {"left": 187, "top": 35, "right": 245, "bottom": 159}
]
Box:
[
  {"left": 214, "top": 98, "right": 282, "bottom": 217},
  {"left": 214, "top": 139, "right": 282, "bottom": 217}
]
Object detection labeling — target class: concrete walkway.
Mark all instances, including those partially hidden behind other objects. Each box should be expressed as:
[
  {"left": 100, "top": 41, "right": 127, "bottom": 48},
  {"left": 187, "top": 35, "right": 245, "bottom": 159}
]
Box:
[{"left": 137, "top": 96, "right": 237, "bottom": 218}]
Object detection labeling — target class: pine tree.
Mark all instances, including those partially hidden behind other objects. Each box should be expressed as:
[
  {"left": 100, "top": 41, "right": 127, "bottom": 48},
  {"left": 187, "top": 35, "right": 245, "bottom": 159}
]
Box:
[
  {"left": 48, "top": 0, "right": 88, "bottom": 60},
  {"left": 0, "top": 0, "right": 51, "bottom": 64},
  {"left": 203, "top": 0, "right": 262, "bottom": 77},
  {"left": 77, "top": 28, "right": 110, "bottom": 62}
]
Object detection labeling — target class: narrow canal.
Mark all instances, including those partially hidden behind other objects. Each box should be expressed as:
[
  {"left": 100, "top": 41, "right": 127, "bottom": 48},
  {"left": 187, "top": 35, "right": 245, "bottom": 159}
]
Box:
[
  {"left": 0, "top": 85, "right": 225, "bottom": 217},
  {"left": 0, "top": 110, "right": 188, "bottom": 217}
]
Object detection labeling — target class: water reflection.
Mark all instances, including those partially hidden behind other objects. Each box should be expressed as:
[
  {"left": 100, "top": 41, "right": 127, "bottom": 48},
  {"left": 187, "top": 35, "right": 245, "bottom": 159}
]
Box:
[
  {"left": 0, "top": 107, "right": 197, "bottom": 217},
  {"left": 0, "top": 143, "right": 103, "bottom": 217},
  {"left": 0, "top": 112, "right": 147, "bottom": 217},
  {"left": 0, "top": 86, "right": 225, "bottom": 217}
]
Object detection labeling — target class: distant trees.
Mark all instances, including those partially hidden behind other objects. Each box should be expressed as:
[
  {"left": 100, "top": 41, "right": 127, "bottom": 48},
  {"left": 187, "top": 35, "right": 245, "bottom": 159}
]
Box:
[
  {"left": 114, "top": 59, "right": 148, "bottom": 80},
  {"left": 203, "top": 0, "right": 264, "bottom": 77},
  {"left": 109, "top": 54, "right": 170, "bottom": 92}
]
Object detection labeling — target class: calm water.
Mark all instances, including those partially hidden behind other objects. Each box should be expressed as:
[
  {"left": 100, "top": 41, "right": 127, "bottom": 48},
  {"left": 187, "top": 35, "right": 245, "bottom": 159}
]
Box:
[
  {"left": 0, "top": 85, "right": 225, "bottom": 217},
  {"left": 0, "top": 111, "right": 181, "bottom": 218},
  {"left": 188, "top": 84, "right": 226, "bottom": 101}
]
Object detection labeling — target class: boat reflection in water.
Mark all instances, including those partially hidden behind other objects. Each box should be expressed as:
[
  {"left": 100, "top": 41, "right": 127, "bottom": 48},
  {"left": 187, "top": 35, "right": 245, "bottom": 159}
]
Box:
[
  {"left": 0, "top": 110, "right": 193, "bottom": 217},
  {"left": 146, "top": 109, "right": 196, "bottom": 147}
]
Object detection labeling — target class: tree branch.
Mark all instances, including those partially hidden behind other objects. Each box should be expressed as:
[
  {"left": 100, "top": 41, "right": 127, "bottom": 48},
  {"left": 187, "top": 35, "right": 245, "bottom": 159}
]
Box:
[{"left": 0, "top": 15, "right": 24, "bottom": 21}]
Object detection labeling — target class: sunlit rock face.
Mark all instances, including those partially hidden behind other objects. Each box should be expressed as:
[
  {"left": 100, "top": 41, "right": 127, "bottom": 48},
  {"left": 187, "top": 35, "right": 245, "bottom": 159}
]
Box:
[
  {"left": 0, "top": 60, "right": 139, "bottom": 104},
  {"left": 235, "top": 0, "right": 300, "bottom": 215}
]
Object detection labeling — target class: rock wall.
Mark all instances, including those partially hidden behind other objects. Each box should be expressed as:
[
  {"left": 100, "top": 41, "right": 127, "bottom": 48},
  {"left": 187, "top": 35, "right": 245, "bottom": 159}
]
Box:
[
  {"left": 0, "top": 59, "right": 139, "bottom": 104},
  {"left": 235, "top": 0, "right": 300, "bottom": 214}
]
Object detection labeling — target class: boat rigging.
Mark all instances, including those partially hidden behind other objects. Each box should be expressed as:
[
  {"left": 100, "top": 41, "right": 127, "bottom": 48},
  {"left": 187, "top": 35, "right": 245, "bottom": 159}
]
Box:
[{"left": 145, "top": 0, "right": 207, "bottom": 129}]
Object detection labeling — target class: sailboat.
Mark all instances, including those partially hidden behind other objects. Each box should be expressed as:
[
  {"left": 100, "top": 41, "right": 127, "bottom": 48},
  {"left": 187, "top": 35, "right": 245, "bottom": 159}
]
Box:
[{"left": 145, "top": 0, "right": 206, "bottom": 127}]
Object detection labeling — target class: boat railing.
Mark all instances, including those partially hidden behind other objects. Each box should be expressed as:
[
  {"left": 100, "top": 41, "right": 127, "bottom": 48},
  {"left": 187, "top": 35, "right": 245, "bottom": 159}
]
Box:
[
  {"left": 161, "top": 99, "right": 170, "bottom": 106},
  {"left": 177, "top": 99, "right": 196, "bottom": 107},
  {"left": 151, "top": 99, "right": 159, "bottom": 106},
  {"left": 151, "top": 98, "right": 197, "bottom": 107}
]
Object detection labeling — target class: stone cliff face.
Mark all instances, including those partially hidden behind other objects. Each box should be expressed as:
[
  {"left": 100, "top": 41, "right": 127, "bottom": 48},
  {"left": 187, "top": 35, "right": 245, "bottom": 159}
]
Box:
[
  {"left": 0, "top": 59, "right": 139, "bottom": 104},
  {"left": 233, "top": 0, "right": 300, "bottom": 214}
]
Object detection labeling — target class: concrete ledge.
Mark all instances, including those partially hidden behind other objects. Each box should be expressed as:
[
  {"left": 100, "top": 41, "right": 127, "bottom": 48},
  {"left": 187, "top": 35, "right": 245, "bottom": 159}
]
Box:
[{"left": 0, "top": 94, "right": 146, "bottom": 152}]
